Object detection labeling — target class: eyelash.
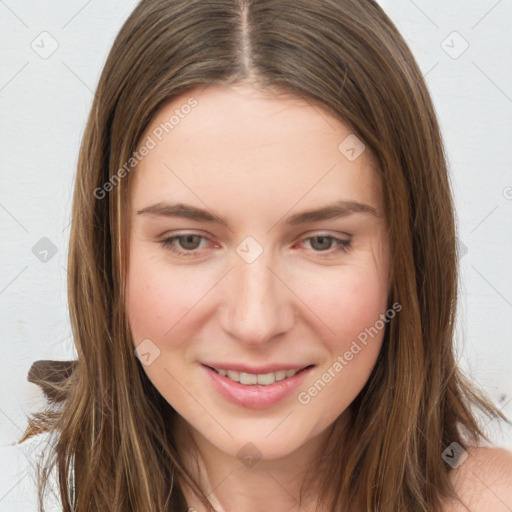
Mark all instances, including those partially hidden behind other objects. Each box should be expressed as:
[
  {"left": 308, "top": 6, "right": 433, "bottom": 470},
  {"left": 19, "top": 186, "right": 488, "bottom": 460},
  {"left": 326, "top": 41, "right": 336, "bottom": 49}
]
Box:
[{"left": 158, "top": 233, "right": 352, "bottom": 258}]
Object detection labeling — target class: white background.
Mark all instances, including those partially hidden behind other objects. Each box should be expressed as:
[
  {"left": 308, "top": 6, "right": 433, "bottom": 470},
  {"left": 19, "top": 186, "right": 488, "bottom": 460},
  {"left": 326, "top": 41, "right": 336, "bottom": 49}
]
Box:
[{"left": 1, "top": 0, "right": 511, "bottom": 509}]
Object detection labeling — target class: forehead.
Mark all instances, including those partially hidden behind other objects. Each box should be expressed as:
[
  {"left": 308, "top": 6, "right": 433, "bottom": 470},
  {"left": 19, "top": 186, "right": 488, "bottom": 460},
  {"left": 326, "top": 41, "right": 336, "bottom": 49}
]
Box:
[{"left": 129, "top": 84, "right": 381, "bottom": 217}]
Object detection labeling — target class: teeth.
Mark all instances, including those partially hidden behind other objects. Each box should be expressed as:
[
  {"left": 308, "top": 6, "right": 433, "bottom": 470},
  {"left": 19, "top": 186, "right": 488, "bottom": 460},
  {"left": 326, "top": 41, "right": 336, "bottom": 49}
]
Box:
[
  {"left": 257, "top": 372, "right": 276, "bottom": 385},
  {"left": 275, "top": 371, "right": 287, "bottom": 381},
  {"left": 213, "top": 367, "right": 302, "bottom": 386},
  {"left": 226, "top": 370, "right": 240, "bottom": 382},
  {"left": 240, "top": 372, "right": 258, "bottom": 385}
]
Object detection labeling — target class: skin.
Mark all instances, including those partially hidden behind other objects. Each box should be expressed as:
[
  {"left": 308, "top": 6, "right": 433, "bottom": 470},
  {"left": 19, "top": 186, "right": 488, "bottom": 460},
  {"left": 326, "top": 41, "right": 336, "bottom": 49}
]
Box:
[
  {"left": 444, "top": 446, "right": 512, "bottom": 511},
  {"left": 125, "top": 83, "right": 512, "bottom": 511}
]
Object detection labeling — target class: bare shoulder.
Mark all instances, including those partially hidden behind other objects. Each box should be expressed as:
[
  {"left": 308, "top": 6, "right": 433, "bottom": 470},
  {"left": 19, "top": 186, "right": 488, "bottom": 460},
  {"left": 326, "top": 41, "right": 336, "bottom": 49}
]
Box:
[{"left": 443, "top": 445, "right": 512, "bottom": 511}]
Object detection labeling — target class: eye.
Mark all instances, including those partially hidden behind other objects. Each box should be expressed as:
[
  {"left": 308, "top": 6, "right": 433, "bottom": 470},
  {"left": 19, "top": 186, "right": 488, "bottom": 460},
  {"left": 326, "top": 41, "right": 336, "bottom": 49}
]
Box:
[
  {"left": 299, "top": 234, "right": 352, "bottom": 255},
  {"left": 158, "top": 232, "right": 352, "bottom": 259},
  {"left": 158, "top": 234, "right": 209, "bottom": 257}
]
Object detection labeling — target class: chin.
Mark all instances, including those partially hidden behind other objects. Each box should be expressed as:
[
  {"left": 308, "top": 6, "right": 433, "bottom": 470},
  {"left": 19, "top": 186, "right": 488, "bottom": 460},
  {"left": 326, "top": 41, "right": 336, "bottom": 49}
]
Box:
[{"left": 193, "top": 415, "right": 325, "bottom": 463}]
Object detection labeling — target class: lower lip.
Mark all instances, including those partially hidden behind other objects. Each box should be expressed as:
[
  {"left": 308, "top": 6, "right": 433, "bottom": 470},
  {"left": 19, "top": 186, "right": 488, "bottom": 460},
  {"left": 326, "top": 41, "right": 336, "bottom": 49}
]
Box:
[{"left": 203, "top": 364, "right": 313, "bottom": 409}]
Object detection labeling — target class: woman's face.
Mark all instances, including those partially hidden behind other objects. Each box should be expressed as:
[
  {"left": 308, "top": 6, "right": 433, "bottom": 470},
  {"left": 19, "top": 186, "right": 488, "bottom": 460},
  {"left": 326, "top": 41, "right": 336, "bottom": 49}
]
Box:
[{"left": 126, "top": 83, "right": 391, "bottom": 461}]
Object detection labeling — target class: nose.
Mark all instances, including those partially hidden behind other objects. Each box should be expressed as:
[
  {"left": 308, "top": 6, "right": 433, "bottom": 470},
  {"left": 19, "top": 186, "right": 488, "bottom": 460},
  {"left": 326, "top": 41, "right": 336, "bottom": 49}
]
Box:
[{"left": 220, "top": 251, "right": 295, "bottom": 346}]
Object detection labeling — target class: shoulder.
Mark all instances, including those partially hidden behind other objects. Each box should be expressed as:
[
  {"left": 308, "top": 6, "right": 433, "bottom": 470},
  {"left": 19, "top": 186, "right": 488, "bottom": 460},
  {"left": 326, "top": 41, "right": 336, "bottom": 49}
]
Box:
[{"left": 444, "top": 445, "right": 512, "bottom": 511}]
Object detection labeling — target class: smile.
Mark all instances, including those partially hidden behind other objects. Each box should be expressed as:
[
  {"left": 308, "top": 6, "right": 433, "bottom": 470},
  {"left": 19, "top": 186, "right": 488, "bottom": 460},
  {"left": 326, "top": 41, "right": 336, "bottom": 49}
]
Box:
[
  {"left": 209, "top": 367, "right": 305, "bottom": 386},
  {"left": 202, "top": 364, "right": 314, "bottom": 409}
]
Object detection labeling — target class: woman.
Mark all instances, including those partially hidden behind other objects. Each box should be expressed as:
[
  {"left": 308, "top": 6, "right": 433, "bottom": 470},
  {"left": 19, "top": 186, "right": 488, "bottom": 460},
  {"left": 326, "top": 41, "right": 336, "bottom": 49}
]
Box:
[{"left": 18, "top": 0, "right": 512, "bottom": 510}]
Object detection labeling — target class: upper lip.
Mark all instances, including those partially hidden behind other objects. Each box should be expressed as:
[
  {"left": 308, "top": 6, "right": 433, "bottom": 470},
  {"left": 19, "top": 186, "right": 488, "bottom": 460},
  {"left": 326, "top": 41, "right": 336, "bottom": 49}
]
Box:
[{"left": 202, "top": 362, "right": 313, "bottom": 374}]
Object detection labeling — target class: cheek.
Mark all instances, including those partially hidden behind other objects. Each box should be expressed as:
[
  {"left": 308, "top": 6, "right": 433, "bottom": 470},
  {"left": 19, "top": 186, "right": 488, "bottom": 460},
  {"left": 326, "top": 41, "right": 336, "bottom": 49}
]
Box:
[
  {"left": 126, "top": 249, "right": 198, "bottom": 345},
  {"left": 295, "top": 279, "right": 388, "bottom": 419},
  {"left": 342, "top": 271, "right": 388, "bottom": 340},
  {"left": 293, "top": 255, "right": 389, "bottom": 409},
  {"left": 300, "top": 262, "right": 389, "bottom": 345}
]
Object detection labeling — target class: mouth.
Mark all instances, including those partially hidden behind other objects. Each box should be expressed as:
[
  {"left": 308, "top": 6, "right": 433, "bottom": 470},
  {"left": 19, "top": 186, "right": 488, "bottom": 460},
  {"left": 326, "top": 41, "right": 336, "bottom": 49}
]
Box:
[
  {"left": 205, "top": 365, "right": 314, "bottom": 386},
  {"left": 202, "top": 363, "right": 315, "bottom": 409}
]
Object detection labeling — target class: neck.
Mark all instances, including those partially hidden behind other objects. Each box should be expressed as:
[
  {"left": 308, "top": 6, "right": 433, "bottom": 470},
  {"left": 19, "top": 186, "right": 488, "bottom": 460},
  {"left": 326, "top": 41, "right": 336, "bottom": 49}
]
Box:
[{"left": 171, "top": 412, "right": 352, "bottom": 512}]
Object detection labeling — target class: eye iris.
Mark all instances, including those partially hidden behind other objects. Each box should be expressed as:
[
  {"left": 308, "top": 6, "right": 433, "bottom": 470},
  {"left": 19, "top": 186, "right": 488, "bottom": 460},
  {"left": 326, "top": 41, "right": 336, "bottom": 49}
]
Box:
[
  {"left": 179, "top": 235, "right": 201, "bottom": 250},
  {"left": 310, "top": 236, "right": 332, "bottom": 251}
]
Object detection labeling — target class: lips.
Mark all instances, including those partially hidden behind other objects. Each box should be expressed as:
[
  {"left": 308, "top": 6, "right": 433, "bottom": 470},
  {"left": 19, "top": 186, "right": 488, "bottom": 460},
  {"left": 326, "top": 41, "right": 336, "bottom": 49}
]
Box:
[{"left": 202, "top": 363, "right": 315, "bottom": 409}]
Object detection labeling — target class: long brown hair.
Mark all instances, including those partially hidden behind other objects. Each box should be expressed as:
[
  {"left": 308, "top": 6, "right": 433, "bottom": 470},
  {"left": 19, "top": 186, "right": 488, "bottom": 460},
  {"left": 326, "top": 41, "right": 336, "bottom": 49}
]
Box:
[{"left": 18, "top": 0, "right": 508, "bottom": 510}]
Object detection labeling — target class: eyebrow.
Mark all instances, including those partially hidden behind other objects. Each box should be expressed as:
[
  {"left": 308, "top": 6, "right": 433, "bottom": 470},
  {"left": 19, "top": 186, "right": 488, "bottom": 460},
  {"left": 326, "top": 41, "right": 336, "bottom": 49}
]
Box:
[{"left": 136, "top": 200, "right": 378, "bottom": 227}]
